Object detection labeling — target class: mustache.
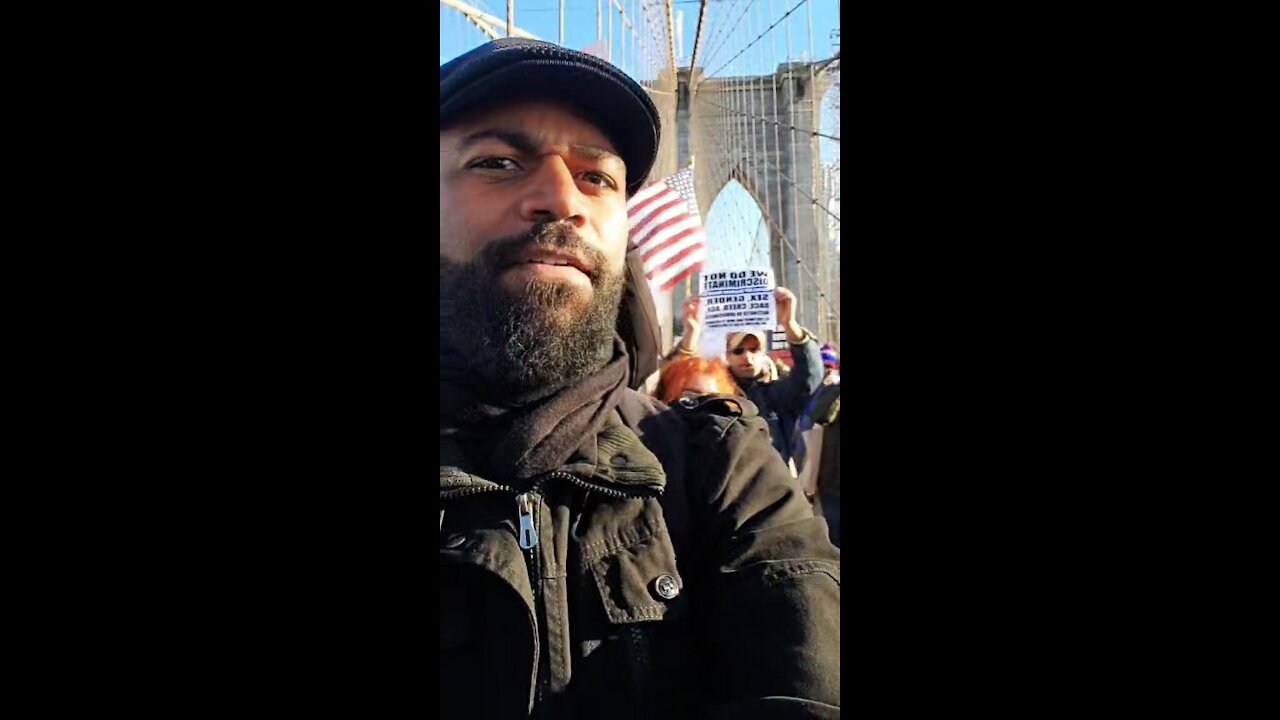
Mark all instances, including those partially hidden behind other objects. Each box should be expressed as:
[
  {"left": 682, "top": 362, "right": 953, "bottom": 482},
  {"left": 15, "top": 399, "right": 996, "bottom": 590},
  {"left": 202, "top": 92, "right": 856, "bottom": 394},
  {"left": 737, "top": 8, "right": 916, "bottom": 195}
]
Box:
[{"left": 478, "top": 222, "right": 611, "bottom": 282}]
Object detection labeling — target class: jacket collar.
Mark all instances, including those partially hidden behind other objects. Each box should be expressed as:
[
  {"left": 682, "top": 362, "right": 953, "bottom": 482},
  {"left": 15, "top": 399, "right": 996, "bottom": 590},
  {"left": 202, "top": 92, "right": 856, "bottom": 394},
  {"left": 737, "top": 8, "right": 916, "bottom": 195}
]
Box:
[{"left": 440, "top": 409, "right": 665, "bottom": 496}]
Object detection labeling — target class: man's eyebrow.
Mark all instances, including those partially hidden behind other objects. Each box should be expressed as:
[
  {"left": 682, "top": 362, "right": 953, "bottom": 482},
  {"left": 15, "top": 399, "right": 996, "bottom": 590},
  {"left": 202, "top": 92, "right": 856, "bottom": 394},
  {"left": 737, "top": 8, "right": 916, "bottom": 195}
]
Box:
[
  {"left": 569, "top": 144, "right": 622, "bottom": 163},
  {"left": 458, "top": 129, "right": 621, "bottom": 164},
  {"left": 458, "top": 129, "right": 539, "bottom": 154}
]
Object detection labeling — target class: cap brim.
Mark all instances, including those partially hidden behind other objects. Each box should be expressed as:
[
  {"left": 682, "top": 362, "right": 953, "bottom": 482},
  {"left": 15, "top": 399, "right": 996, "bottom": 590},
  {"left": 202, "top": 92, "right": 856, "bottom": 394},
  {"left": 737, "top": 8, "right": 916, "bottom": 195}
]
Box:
[
  {"left": 727, "top": 331, "right": 769, "bottom": 350},
  {"left": 441, "top": 60, "right": 658, "bottom": 196}
]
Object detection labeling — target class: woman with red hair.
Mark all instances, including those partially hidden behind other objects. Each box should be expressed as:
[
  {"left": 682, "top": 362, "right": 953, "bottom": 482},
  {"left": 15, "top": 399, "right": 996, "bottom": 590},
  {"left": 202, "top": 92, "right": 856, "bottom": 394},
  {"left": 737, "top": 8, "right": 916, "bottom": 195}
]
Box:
[{"left": 655, "top": 355, "right": 743, "bottom": 405}]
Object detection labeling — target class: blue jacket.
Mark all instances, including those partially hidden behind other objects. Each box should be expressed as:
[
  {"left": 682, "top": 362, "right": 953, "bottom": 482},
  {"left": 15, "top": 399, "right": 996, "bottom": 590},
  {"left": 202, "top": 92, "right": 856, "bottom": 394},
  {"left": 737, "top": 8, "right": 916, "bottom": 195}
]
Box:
[{"left": 738, "top": 333, "right": 823, "bottom": 465}]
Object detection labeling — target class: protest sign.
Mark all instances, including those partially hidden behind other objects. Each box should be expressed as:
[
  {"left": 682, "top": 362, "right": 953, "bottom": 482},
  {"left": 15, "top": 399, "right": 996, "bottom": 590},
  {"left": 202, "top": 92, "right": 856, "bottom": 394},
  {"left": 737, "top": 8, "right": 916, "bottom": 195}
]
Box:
[{"left": 697, "top": 267, "right": 777, "bottom": 337}]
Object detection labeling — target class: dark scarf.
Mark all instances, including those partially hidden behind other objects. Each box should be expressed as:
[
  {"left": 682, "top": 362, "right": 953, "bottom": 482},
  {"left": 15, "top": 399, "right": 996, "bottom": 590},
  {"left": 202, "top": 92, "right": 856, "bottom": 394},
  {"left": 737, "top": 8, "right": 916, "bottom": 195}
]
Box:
[{"left": 440, "top": 337, "right": 630, "bottom": 484}]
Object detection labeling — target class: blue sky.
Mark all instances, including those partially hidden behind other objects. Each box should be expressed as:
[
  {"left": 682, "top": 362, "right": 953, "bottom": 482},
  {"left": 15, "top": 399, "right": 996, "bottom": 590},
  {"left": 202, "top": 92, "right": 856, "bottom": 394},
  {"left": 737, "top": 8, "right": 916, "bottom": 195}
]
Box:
[{"left": 440, "top": 0, "right": 840, "bottom": 71}]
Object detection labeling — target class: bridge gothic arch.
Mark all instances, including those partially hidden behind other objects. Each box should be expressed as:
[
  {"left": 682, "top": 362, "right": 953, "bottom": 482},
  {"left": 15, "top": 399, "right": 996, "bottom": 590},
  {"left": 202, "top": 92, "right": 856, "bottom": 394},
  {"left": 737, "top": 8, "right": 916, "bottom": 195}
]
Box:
[
  {"left": 702, "top": 175, "right": 772, "bottom": 269},
  {"left": 676, "top": 62, "right": 835, "bottom": 338}
]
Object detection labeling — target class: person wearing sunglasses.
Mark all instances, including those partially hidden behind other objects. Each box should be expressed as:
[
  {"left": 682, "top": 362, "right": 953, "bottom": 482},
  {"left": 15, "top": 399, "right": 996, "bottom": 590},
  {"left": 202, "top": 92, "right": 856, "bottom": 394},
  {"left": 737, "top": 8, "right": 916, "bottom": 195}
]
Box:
[{"left": 669, "top": 286, "right": 824, "bottom": 467}]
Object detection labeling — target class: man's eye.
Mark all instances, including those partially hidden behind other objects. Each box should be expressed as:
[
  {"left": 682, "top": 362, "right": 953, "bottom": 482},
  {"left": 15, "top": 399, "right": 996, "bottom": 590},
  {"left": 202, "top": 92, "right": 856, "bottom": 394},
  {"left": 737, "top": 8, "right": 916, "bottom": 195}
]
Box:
[
  {"left": 580, "top": 171, "right": 618, "bottom": 190},
  {"left": 470, "top": 157, "right": 519, "bottom": 171}
]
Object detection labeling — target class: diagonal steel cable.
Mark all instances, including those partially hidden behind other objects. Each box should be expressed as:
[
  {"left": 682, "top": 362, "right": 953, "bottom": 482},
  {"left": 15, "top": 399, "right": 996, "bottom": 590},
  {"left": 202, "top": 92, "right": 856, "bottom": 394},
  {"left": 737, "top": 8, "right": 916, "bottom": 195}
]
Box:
[
  {"left": 697, "top": 0, "right": 756, "bottom": 78},
  {"left": 705, "top": 0, "right": 806, "bottom": 79},
  {"left": 698, "top": 97, "right": 840, "bottom": 142},
  {"left": 692, "top": 110, "right": 840, "bottom": 319}
]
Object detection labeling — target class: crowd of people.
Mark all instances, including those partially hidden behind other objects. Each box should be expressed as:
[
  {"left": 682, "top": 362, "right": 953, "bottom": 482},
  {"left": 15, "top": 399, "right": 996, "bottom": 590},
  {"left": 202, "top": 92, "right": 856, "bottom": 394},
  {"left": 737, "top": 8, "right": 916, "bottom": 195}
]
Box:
[{"left": 651, "top": 286, "right": 842, "bottom": 547}]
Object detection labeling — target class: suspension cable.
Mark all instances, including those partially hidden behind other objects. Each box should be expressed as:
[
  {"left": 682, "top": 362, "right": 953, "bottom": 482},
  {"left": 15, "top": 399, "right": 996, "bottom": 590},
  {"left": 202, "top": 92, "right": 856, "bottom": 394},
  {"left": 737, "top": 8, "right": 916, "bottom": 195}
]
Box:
[
  {"left": 773, "top": 166, "right": 838, "bottom": 224},
  {"left": 698, "top": 97, "right": 839, "bottom": 142},
  {"left": 784, "top": 0, "right": 805, "bottom": 335},
  {"left": 767, "top": 0, "right": 793, "bottom": 317},
  {"left": 705, "top": 0, "right": 806, "bottom": 79},
  {"left": 697, "top": 0, "right": 754, "bottom": 82},
  {"left": 693, "top": 110, "right": 840, "bottom": 319}
]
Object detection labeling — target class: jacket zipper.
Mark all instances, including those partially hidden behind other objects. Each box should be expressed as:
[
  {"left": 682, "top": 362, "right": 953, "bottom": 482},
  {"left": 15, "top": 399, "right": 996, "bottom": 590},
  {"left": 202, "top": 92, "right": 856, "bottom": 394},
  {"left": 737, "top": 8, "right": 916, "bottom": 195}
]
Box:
[
  {"left": 542, "top": 470, "right": 663, "bottom": 500},
  {"left": 516, "top": 489, "right": 549, "bottom": 714},
  {"left": 442, "top": 471, "right": 661, "bottom": 713},
  {"left": 516, "top": 492, "right": 538, "bottom": 549},
  {"left": 439, "top": 470, "right": 662, "bottom": 503},
  {"left": 441, "top": 481, "right": 543, "bottom": 710},
  {"left": 628, "top": 625, "right": 654, "bottom": 718},
  {"left": 439, "top": 483, "right": 513, "bottom": 501}
]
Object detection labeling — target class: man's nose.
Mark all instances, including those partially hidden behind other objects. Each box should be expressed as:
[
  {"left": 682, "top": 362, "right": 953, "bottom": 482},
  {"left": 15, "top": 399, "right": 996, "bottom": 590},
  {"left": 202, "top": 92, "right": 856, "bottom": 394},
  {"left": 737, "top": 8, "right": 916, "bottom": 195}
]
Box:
[{"left": 520, "top": 156, "right": 587, "bottom": 228}]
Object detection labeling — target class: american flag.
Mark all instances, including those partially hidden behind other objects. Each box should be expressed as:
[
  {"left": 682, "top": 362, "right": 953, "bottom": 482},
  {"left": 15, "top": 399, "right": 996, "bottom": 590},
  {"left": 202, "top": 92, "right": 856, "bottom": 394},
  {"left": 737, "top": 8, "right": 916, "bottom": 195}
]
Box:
[{"left": 627, "top": 167, "right": 707, "bottom": 292}]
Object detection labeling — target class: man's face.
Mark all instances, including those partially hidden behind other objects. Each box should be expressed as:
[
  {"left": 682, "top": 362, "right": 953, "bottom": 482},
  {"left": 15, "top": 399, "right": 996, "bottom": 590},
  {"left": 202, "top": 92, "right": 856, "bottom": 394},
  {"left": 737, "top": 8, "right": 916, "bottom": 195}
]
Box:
[
  {"left": 439, "top": 100, "right": 631, "bottom": 392},
  {"left": 729, "top": 336, "right": 766, "bottom": 380},
  {"left": 440, "top": 100, "right": 630, "bottom": 294}
]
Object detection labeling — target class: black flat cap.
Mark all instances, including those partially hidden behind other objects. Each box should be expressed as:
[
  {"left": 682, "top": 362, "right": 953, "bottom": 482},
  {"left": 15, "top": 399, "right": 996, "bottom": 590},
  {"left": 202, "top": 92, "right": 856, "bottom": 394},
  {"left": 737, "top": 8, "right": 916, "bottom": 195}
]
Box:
[{"left": 440, "top": 38, "right": 661, "bottom": 196}]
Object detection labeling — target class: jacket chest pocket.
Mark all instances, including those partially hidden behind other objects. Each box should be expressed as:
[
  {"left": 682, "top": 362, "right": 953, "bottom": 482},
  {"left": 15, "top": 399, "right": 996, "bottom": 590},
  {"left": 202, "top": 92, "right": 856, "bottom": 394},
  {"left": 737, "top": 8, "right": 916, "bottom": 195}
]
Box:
[
  {"left": 588, "top": 528, "right": 686, "bottom": 625},
  {"left": 572, "top": 496, "right": 687, "bottom": 625},
  {"left": 564, "top": 496, "right": 695, "bottom": 717},
  {"left": 579, "top": 513, "right": 692, "bottom": 718}
]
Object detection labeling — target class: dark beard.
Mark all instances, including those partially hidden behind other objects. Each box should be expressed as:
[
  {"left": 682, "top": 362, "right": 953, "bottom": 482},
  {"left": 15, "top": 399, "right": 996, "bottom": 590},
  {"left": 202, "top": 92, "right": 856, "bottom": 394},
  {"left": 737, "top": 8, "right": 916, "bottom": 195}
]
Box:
[{"left": 440, "top": 222, "right": 626, "bottom": 395}]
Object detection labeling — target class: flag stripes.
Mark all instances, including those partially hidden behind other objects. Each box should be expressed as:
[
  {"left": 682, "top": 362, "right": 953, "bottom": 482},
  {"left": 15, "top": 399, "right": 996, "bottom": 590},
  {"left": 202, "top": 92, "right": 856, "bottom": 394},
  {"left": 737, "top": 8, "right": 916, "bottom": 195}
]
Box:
[{"left": 627, "top": 167, "right": 705, "bottom": 293}]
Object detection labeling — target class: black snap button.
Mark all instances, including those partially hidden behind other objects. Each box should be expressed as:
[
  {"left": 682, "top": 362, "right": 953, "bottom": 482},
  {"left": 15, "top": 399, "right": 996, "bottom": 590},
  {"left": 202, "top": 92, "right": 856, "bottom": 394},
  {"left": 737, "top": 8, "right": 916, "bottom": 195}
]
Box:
[
  {"left": 444, "top": 535, "right": 467, "bottom": 549},
  {"left": 653, "top": 574, "right": 679, "bottom": 600}
]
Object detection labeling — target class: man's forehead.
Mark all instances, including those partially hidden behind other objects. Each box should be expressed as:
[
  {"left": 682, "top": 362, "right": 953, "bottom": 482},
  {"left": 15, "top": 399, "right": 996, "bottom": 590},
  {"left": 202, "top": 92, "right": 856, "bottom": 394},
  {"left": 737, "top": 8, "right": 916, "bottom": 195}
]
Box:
[{"left": 444, "top": 100, "right": 619, "bottom": 155}]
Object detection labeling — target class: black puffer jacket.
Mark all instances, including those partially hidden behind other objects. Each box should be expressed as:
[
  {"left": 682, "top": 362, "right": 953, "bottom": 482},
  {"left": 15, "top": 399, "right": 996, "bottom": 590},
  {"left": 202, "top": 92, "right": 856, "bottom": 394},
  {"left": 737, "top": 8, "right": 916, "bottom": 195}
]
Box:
[{"left": 439, "top": 390, "right": 840, "bottom": 719}]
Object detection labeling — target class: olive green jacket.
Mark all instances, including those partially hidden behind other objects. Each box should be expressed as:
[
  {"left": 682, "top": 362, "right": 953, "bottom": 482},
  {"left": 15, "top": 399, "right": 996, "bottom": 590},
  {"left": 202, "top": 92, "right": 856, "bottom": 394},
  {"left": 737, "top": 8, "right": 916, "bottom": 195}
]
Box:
[{"left": 439, "top": 390, "right": 840, "bottom": 719}]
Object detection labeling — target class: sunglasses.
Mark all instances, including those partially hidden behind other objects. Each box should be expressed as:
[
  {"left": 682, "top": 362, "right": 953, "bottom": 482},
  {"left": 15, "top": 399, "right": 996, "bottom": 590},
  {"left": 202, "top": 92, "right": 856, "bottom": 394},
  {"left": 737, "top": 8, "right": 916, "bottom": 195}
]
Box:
[{"left": 731, "top": 346, "right": 760, "bottom": 355}]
